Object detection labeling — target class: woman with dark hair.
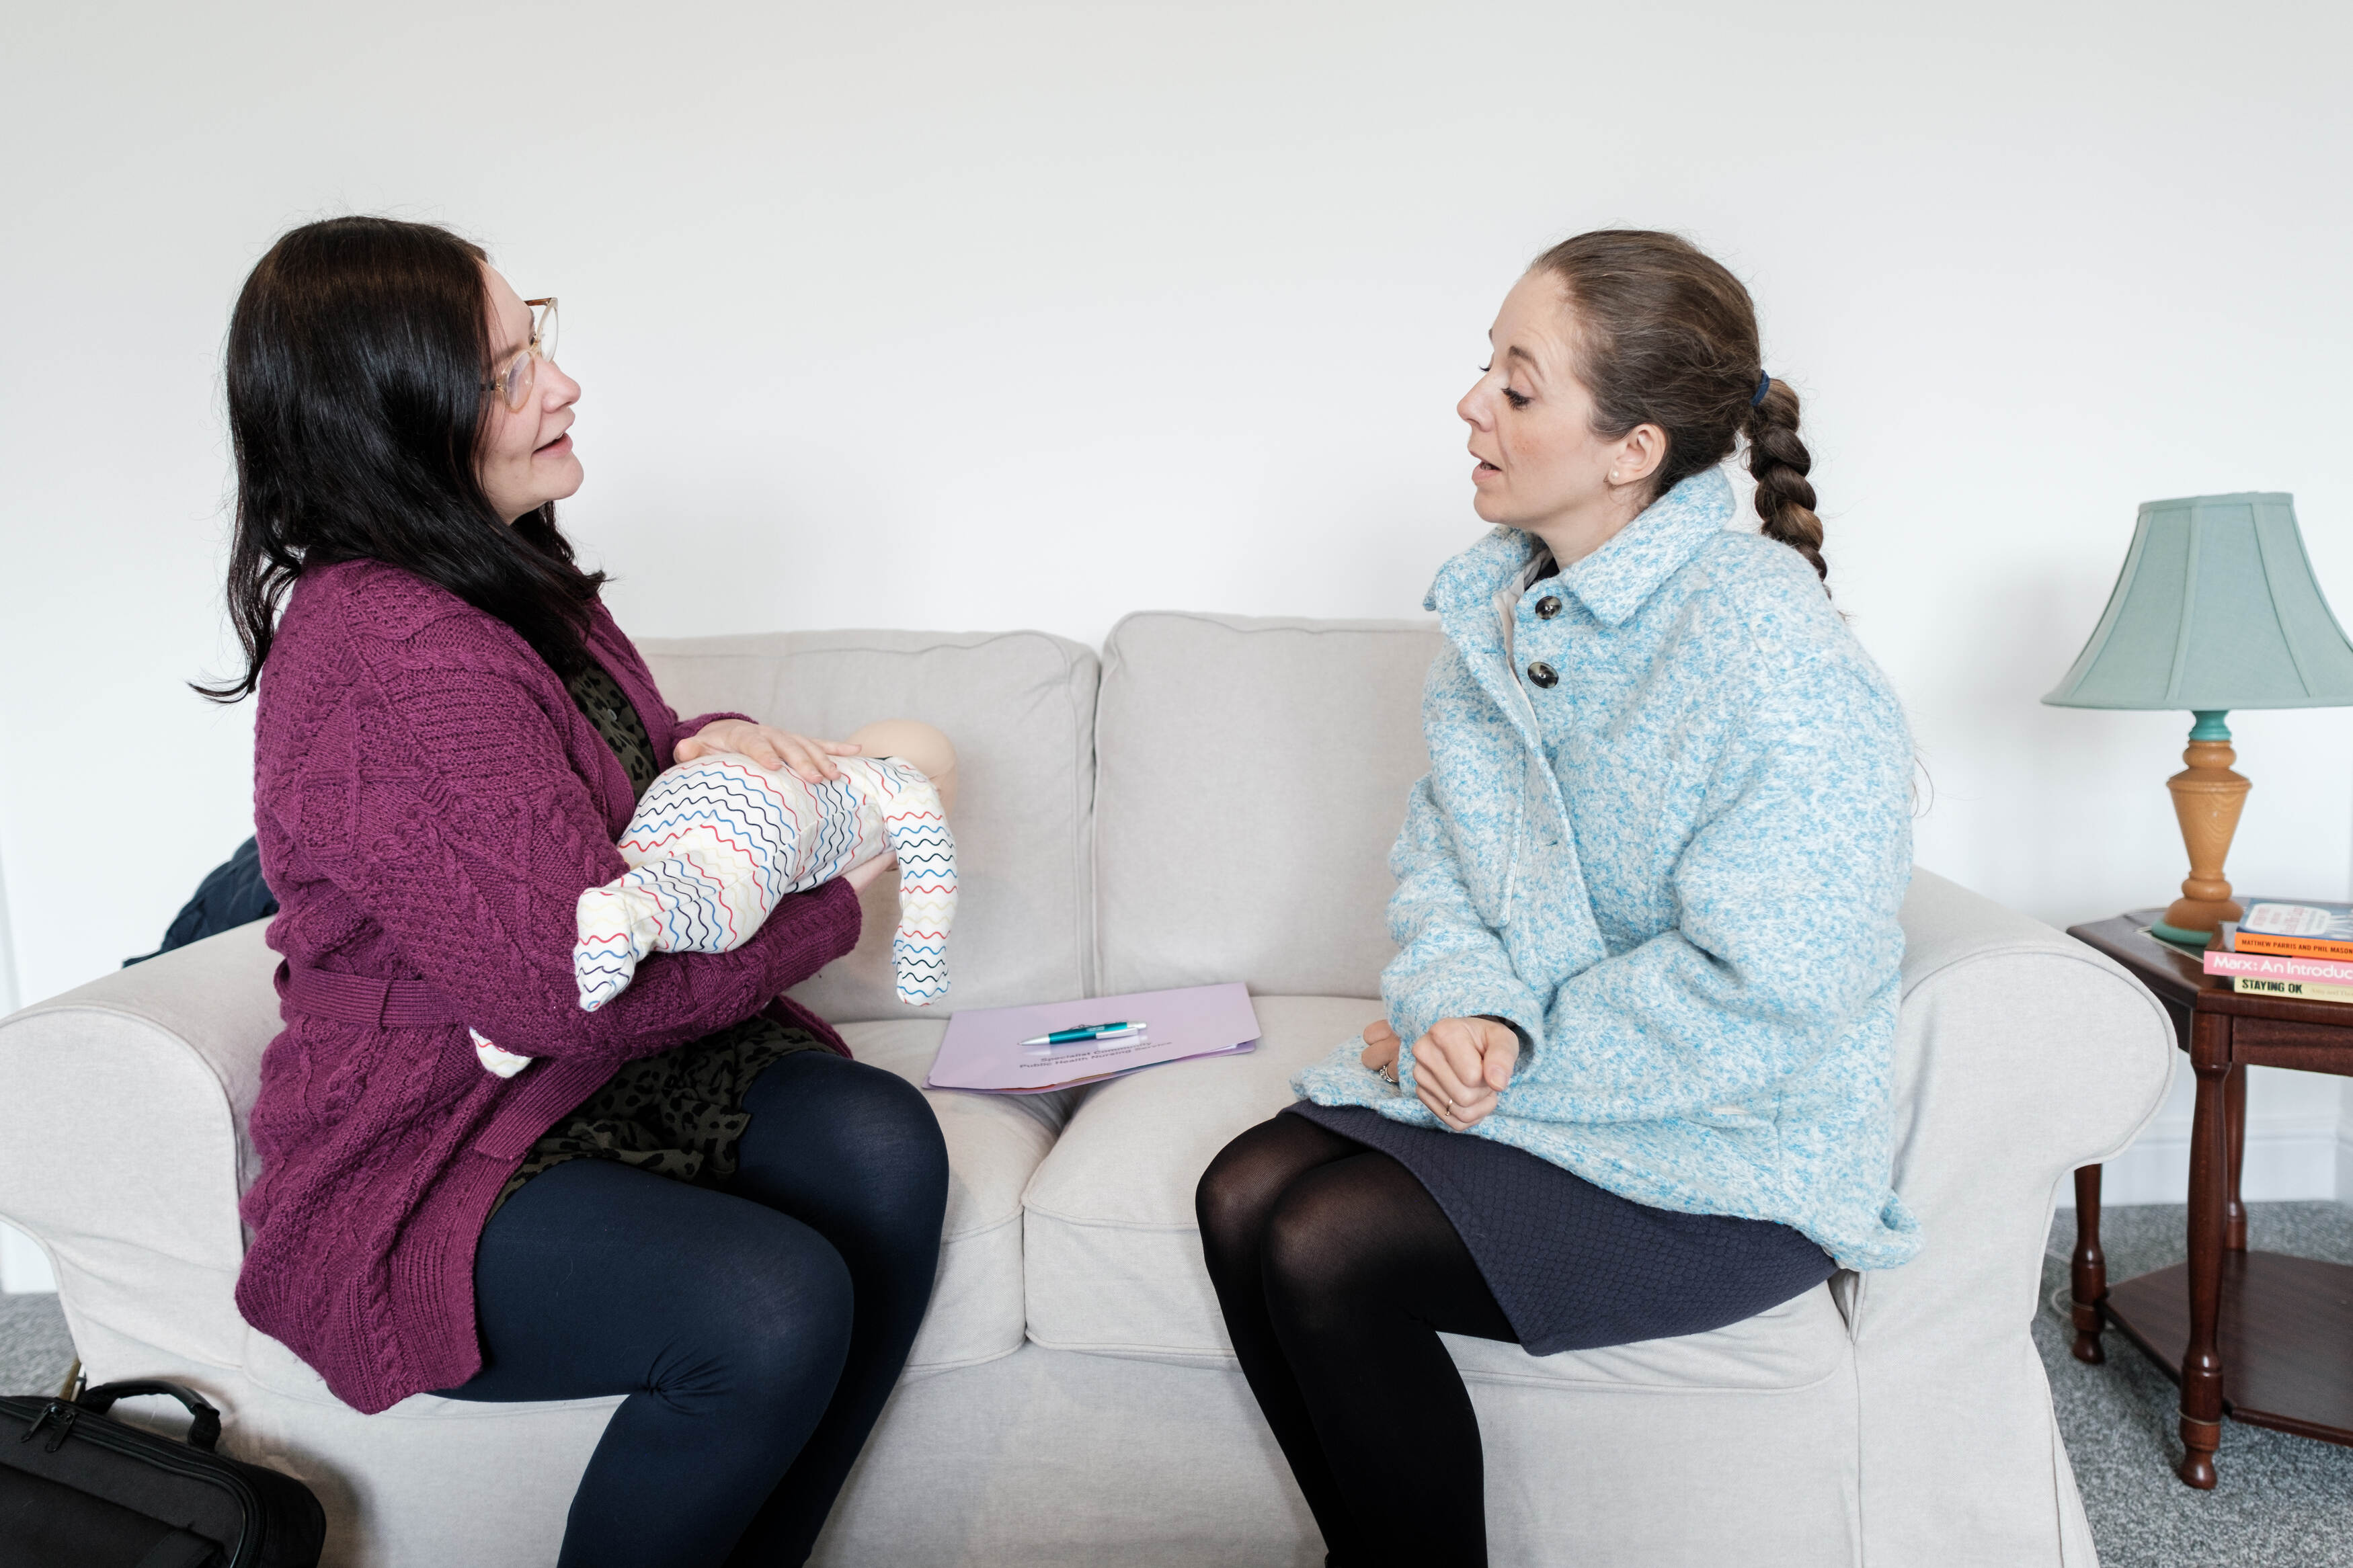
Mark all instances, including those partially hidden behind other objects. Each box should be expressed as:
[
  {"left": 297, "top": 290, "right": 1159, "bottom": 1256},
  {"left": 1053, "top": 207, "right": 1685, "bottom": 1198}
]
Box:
[
  {"left": 216, "top": 216, "right": 948, "bottom": 1568},
  {"left": 1195, "top": 231, "right": 1919, "bottom": 1567}
]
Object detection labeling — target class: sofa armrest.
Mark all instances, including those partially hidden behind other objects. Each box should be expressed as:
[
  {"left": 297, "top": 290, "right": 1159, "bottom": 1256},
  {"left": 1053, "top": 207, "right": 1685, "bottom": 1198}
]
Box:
[
  {"left": 1886, "top": 868, "right": 2175, "bottom": 1273},
  {"left": 1856, "top": 868, "right": 2173, "bottom": 1561},
  {"left": 0, "top": 921, "right": 281, "bottom": 1371}
]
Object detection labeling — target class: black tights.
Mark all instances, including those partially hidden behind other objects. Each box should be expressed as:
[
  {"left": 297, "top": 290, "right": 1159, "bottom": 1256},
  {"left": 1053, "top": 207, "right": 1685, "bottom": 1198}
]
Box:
[
  {"left": 442, "top": 1050, "right": 948, "bottom": 1568},
  {"left": 1195, "top": 1112, "right": 1515, "bottom": 1568}
]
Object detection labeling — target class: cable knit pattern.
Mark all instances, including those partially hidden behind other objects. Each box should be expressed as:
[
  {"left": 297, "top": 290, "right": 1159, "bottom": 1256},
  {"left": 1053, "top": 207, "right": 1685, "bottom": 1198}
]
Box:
[
  {"left": 238, "top": 560, "right": 863, "bottom": 1413},
  {"left": 1292, "top": 466, "right": 1921, "bottom": 1271}
]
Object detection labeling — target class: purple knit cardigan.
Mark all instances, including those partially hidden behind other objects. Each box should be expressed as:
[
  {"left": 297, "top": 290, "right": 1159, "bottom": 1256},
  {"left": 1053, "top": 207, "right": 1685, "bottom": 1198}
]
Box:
[{"left": 237, "top": 560, "right": 863, "bottom": 1414}]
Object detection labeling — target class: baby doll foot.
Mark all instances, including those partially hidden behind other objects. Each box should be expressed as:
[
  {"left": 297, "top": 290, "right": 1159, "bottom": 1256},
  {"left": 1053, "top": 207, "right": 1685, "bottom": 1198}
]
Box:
[{"left": 846, "top": 719, "right": 958, "bottom": 817}]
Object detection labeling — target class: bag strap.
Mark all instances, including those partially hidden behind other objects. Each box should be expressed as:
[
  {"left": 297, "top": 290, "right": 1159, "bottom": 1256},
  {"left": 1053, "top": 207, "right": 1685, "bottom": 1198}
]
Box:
[{"left": 76, "top": 1379, "right": 223, "bottom": 1452}]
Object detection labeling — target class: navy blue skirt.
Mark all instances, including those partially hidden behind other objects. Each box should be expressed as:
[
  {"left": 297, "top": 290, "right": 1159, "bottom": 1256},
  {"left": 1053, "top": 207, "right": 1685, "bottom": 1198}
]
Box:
[{"left": 1284, "top": 1102, "right": 1835, "bottom": 1356}]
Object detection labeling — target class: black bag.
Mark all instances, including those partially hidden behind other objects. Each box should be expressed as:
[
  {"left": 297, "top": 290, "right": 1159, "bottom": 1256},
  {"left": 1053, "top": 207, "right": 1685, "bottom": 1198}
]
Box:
[
  {"left": 0, "top": 1368, "right": 324, "bottom": 1567},
  {"left": 124, "top": 835, "right": 278, "bottom": 967}
]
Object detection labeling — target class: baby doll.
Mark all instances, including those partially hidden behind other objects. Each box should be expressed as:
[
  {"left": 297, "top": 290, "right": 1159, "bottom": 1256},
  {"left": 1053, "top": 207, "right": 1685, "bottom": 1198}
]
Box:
[{"left": 469, "top": 721, "right": 958, "bottom": 1079}]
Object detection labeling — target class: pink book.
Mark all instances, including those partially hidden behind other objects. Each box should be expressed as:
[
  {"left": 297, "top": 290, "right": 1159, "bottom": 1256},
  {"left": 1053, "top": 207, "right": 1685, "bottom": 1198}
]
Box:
[
  {"left": 2203, "top": 948, "right": 2353, "bottom": 986},
  {"left": 926, "top": 982, "right": 1263, "bottom": 1094}
]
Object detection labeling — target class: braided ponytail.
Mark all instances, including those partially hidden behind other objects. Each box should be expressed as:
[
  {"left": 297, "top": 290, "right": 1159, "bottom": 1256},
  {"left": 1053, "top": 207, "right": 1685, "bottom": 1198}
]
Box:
[
  {"left": 1745, "top": 378, "right": 1827, "bottom": 583},
  {"left": 1531, "top": 231, "right": 1829, "bottom": 591}
]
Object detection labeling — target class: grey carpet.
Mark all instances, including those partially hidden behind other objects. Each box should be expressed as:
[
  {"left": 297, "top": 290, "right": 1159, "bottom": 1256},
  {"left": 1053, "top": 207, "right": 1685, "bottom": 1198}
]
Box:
[
  {"left": 2040, "top": 1202, "right": 2353, "bottom": 1566},
  {"left": 0, "top": 1290, "right": 77, "bottom": 1397},
  {"left": 3, "top": 1205, "right": 2348, "bottom": 1562}
]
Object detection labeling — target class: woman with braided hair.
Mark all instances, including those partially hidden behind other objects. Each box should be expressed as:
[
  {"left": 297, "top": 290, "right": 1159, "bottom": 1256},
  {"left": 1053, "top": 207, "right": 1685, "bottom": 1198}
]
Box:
[{"left": 1197, "top": 231, "right": 1916, "bottom": 1567}]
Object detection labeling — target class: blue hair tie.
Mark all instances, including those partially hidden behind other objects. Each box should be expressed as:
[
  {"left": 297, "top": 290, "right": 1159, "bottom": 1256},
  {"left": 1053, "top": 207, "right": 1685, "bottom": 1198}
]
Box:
[{"left": 1751, "top": 372, "right": 1772, "bottom": 408}]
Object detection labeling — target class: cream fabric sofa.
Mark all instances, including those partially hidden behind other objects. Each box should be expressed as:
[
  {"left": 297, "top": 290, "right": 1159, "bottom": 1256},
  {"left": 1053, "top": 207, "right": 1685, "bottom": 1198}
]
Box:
[{"left": 0, "top": 612, "right": 2175, "bottom": 1567}]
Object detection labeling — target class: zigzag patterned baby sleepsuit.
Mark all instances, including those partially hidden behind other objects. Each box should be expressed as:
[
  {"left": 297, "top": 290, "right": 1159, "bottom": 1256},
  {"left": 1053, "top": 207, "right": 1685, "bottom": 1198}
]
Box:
[{"left": 574, "top": 752, "right": 955, "bottom": 1012}]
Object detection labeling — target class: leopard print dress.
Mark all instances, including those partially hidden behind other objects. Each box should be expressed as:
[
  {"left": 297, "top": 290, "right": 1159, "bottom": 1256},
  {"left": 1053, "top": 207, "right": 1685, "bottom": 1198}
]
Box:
[{"left": 491, "top": 665, "right": 829, "bottom": 1212}]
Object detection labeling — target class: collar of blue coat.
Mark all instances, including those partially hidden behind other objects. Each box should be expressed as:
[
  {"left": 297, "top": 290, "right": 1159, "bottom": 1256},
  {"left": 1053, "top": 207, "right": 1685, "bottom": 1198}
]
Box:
[
  {"left": 1421, "top": 464, "right": 1738, "bottom": 629},
  {"left": 1419, "top": 466, "right": 1737, "bottom": 766}
]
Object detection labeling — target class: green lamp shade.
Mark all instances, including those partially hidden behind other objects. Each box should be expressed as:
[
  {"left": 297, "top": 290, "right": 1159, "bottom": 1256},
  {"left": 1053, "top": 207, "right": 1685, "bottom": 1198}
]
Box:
[{"left": 2042, "top": 492, "right": 2353, "bottom": 710}]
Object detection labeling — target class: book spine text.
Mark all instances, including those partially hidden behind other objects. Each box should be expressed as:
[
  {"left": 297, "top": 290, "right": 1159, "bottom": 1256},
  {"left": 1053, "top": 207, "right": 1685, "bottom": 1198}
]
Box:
[
  {"left": 2233, "top": 932, "right": 2353, "bottom": 962},
  {"left": 2203, "top": 950, "right": 2353, "bottom": 985},
  {"left": 2233, "top": 976, "right": 2353, "bottom": 1004}
]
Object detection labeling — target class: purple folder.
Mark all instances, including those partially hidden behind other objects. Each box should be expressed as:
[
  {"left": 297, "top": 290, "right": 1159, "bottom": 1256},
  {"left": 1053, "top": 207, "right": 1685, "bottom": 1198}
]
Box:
[{"left": 926, "top": 982, "right": 1262, "bottom": 1094}]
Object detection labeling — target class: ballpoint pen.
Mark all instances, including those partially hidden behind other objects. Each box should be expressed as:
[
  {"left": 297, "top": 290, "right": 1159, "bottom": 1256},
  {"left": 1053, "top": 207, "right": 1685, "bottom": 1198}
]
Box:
[{"left": 1020, "top": 1022, "right": 1147, "bottom": 1048}]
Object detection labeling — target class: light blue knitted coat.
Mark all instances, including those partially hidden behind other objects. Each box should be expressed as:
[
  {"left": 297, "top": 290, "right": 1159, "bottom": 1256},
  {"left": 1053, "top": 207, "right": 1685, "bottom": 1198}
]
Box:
[{"left": 1293, "top": 466, "right": 1921, "bottom": 1270}]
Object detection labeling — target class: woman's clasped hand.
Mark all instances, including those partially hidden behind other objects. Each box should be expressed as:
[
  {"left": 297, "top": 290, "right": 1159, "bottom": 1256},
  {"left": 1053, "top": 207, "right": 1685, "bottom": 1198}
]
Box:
[{"left": 1358, "top": 1016, "right": 1519, "bottom": 1129}]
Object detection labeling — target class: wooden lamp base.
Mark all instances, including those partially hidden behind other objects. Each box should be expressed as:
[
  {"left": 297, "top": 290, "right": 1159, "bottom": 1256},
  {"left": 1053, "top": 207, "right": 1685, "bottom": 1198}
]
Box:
[{"left": 2151, "top": 710, "right": 2251, "bottom": 947}]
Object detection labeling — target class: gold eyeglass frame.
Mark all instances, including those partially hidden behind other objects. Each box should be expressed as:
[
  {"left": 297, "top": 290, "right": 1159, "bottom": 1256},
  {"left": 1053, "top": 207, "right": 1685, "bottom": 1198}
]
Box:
[{"left": 489, "top": 297, "right": 559, "bottom": 412}]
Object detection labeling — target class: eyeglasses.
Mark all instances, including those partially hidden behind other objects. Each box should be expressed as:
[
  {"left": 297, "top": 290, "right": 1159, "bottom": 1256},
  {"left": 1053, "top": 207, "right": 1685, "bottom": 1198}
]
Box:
[{"left": 487, "top": 297, "right": 559, "bottom": 412}]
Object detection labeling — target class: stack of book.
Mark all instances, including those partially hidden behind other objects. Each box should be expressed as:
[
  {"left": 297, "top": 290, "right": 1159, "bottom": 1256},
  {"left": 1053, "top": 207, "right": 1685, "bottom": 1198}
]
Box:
[{"left": 2202, "top": 899, "right": 2353, "bottom": 1003}]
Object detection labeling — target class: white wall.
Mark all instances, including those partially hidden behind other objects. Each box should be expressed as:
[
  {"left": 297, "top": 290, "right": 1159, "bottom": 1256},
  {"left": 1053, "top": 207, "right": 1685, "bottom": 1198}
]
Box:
[
  {"left": 5, "top": 0, "right": 2352, "bottom": 1216},
  {"left": 0, "top": 846, "right": 39, "bottom": 1289},
  {"left": 0, "top": 843, "right": 15, "bottom": 1019},
  {"left": 0, "top": 1225, "right": 57, "bottom": 1296}
]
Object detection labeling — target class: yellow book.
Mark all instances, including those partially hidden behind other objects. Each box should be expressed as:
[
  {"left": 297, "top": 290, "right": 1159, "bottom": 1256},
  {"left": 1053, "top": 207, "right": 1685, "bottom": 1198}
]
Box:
[{"left": 2233, "top": 975, "right": 2353, "bottom": 1005}]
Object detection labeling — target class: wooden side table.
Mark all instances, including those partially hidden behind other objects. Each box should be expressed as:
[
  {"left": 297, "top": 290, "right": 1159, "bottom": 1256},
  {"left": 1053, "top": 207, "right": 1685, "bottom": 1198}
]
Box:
[{"left": 2066, "top": 911, "right": 2353, "bottom": 1489}]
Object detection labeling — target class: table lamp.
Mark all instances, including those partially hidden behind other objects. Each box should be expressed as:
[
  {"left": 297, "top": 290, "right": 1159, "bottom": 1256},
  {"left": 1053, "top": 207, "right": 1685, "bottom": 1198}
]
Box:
[{"left": 2044, "top": 492, "right": 2353, "bottom": 946}]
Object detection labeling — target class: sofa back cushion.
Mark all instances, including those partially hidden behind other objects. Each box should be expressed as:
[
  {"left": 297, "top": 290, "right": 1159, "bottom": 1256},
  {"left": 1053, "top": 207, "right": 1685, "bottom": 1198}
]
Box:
[
  {"left": 1092, "top": 612, "right": 1444, "bottom": 999},
  {"left": 640, "top": 628, "right": 1101, "bottom": 1020}
]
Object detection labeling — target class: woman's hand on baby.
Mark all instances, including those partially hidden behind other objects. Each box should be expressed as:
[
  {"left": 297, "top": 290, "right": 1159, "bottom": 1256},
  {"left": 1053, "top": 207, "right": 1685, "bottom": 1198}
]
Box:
[
  {"left": 678, "top": 720, "right": 860, "bottom": 783},
  {"left": 841, "top": 853, "right": 897, "bottom": 895},
  {"left": 1411, "top": 1017, "right": 1519, "bottom": 1130},
  {"left": 1359, "top": 1019, "right": 1401, "bottom": 1081}
]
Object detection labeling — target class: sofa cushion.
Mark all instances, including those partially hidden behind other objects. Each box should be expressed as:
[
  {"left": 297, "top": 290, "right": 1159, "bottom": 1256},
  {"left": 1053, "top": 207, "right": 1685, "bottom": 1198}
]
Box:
[
  {"left": 1023, "top": 995, "right": 1853, "bottom": 1391},
  {"left": 838, "top": 1019, "right": 1071, "bottom": 1374},
  {"left": 641, "top": 628, "right": 1100, "bottom": 1022},
  {"left": 1092, "top": 612, "right": 1443, "bottom": 998},
  {"left": 243, "top": 1015, "right": 1060, "bottom": 1407}
]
